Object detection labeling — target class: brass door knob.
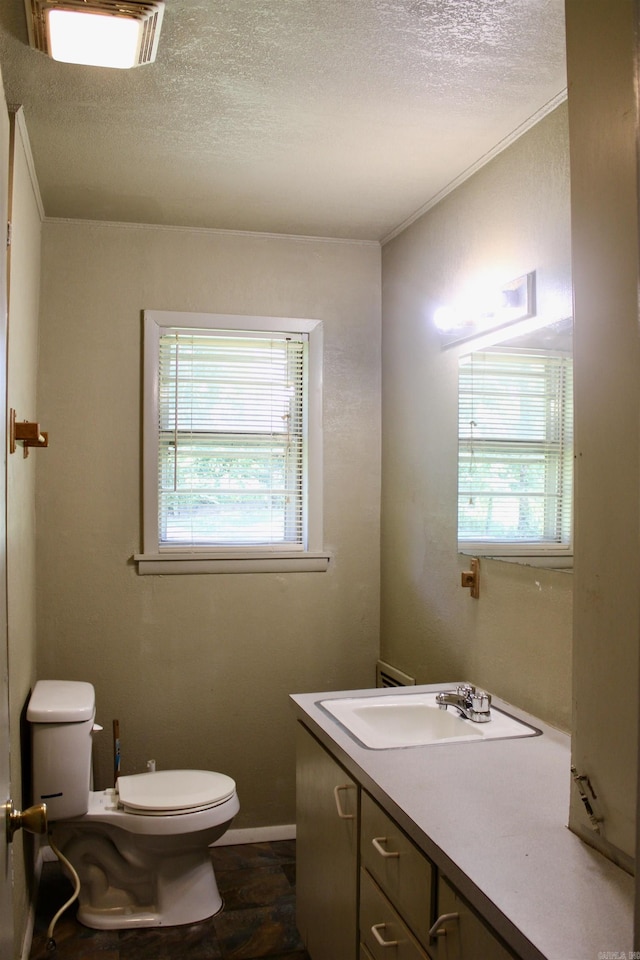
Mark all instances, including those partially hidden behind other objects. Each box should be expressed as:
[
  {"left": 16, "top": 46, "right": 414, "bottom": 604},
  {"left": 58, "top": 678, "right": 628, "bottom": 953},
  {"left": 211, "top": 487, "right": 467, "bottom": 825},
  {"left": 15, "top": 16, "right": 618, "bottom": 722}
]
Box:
[{"left": 4, "top": 800, "right": 47, "bottom": 842}]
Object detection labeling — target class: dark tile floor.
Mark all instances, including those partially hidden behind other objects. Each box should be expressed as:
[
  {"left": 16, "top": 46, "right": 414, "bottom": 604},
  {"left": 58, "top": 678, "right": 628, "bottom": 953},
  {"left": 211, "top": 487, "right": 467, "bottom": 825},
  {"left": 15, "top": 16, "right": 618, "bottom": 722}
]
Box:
[{"left": 29, "top": 841, "right": 311, "bottom": 960}]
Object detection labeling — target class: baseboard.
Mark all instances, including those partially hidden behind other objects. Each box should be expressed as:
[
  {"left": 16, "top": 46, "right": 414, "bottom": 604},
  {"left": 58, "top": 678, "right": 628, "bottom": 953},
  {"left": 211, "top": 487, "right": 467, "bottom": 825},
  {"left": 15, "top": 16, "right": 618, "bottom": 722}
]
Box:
[
  {"left": 212, "top": 824, "right": 296, "bottom": 845},
  {"left": 40, "top": 823, "right": 296, "bottom": 858},
  {"left": 20, "top": 844, "right": 46, "bottom": 960}
]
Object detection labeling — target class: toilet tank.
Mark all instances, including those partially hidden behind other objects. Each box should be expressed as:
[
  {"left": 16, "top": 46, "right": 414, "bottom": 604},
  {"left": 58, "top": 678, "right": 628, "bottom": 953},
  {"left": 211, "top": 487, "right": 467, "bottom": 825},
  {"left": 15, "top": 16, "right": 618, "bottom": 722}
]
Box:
[{"left": 27, "top": 680, "right": 96, "bottom": 821}]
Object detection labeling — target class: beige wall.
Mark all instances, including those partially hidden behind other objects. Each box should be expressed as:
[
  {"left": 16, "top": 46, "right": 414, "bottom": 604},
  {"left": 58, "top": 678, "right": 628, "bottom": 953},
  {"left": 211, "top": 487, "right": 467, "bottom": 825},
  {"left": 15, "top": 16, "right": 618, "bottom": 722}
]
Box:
[
  {"left": 6, "top": 109, "right": 42, "bottom": 955},
  {"left": 380, "top": 104, "right": 573, "bottom": 731},
  {"left": 36, "top": 221, "right": 381, "bottom": 827},
  {"left": 565, "top": 0, "right": 639, "bottom": 866}
]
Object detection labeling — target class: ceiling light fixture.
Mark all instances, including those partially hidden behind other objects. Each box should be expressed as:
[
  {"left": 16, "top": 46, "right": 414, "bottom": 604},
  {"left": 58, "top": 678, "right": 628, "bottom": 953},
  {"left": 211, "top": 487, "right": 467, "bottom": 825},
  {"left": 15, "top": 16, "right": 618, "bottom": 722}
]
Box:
[{"left": 24, "top": 0, "right": 165, "bottom": 69}]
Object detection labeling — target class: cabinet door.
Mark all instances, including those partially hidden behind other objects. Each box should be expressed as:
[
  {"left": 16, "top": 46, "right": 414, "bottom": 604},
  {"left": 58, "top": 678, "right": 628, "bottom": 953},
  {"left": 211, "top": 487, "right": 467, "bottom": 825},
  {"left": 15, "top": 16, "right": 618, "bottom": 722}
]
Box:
[
  {"left": 296, "top": 723, "right": 359, "bottom": 960},
  {"left": 434, "top": 877, "right": 517, "bottom": 960},
  {"left": 361, "top": 791, "right": 434, "bottom": 950},
  {"left": 360, "top": 868, "right": 433, "bottom": 960}
]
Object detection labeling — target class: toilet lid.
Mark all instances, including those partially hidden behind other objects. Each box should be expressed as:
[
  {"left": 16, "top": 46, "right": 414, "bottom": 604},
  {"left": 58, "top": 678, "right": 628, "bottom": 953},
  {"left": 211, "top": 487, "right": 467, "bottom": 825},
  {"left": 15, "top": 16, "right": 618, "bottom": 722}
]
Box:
[{"left": 116, "top": 769, "right": 236, "bottom": 815}]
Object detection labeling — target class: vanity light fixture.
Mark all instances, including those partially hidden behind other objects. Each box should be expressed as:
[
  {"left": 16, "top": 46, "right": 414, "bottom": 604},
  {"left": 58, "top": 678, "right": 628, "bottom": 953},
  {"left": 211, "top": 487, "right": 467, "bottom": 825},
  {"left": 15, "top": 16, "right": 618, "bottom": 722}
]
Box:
[
  {"left": 23, "top": 0, "right": 165, "bottom": 69},
  {"left": 434, "top": 271, "right": 536, "bottom": 348}
]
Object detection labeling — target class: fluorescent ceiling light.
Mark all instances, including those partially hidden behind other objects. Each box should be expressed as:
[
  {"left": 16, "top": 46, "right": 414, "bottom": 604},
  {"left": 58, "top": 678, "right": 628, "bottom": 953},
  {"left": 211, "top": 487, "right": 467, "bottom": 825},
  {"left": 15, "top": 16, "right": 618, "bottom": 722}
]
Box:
[{"left": 24, "top": 1, "right": 165, "bottom": 69}]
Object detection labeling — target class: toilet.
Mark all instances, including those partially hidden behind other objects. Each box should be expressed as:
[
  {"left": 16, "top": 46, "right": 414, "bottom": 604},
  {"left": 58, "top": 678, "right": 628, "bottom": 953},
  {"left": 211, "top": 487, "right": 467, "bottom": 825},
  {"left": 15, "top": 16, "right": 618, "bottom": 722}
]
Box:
[{"left": 27, "top": 679, "right": 239, "bottom": 930}]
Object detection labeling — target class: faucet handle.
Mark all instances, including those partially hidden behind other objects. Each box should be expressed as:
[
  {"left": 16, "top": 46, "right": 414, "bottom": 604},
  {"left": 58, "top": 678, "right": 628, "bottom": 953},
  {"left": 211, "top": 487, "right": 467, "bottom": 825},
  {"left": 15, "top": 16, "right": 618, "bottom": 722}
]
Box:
[{"left": 470, "top": 688, "right": 491, "bottom": 712}]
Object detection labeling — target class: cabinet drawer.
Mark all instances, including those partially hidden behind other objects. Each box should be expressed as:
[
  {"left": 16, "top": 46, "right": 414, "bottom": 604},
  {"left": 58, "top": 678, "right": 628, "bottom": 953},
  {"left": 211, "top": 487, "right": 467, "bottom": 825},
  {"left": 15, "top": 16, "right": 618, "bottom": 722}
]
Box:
[
  {"left": 361, "top": 791, "right": 434, "bottom": 949},
  {"left": 360, "top": 869, "right": 433, "bottom": 960},
  {"left": 434, "top": 877, "right": 518, "bottom": 960}
]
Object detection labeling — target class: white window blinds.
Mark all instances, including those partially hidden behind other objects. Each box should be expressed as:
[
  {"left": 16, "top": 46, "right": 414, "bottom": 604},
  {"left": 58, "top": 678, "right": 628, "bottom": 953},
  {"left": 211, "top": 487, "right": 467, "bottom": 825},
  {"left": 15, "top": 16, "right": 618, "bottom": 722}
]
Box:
[
  {"left": 157, "top": 329, "right": 307, "bottom": 548},
  {"left": 458, "top": 348, "right": 573, "bottom": 551}
]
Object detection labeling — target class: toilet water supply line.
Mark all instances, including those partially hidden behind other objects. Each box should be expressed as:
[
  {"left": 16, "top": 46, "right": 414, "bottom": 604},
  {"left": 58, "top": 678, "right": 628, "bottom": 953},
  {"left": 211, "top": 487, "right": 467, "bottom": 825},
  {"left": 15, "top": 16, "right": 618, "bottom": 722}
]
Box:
[
  {"left": 45, "top": 716, "right": 120, "bottom": 951},
  {"left": 113, "top": 718, "right": 121, "bottom": 784},
  {"left": 45, "top": 834, "right": 81, "bottom": 952},
  {"left": 43, "top": 719, "right": 157, "bottom": 948}
]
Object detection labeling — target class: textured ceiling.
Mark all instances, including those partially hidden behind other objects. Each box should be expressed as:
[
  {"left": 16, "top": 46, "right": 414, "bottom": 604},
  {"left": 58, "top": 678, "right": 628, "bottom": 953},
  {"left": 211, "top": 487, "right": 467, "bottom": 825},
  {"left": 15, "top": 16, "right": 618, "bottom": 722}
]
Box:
[{"left": 0, "top": 0, "right": 567, "bottom": 241}]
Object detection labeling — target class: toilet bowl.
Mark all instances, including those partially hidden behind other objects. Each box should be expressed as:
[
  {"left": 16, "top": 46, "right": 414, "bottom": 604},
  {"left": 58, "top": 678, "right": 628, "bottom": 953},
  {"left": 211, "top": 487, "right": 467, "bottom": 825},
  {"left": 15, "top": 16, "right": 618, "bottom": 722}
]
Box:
[{"left": 28, "top": 680, "right": 239, "bottom": 929}]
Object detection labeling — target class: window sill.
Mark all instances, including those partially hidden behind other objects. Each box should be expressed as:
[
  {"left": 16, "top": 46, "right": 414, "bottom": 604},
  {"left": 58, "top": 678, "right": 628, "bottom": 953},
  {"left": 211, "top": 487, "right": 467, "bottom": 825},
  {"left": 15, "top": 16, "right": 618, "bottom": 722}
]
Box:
[
  {"left": 489, "top": 557, "right": 573, "bottom": 571},
  {"left": 460, "top": 551, "right": 573, "bottom": 571},
  {"left": 133, "top": 552, "right": 331, "bottom": 575}
]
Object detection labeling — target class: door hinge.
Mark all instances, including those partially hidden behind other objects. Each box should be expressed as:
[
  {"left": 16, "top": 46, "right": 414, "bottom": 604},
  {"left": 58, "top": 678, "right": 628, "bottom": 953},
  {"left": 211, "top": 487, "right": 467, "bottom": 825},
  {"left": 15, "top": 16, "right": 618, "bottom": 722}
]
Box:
[{"left": 6, "top": 221, "right": 11, "bottom": 247}]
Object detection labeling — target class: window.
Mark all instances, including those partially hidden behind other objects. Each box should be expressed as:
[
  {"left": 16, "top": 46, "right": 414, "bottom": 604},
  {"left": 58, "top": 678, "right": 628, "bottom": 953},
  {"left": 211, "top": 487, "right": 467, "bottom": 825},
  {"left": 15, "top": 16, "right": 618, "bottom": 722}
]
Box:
[
  {"left": 137, "top": 311, "right": 327, "bottom": 574},
  {"left": 458, "top": 347, "right": 573, "bottom": 558}
]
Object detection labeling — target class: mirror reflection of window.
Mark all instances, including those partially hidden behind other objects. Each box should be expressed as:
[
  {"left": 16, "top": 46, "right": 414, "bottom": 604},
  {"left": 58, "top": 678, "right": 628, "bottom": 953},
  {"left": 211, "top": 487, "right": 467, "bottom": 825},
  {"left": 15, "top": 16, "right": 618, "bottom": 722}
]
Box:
[{"left": 457, "top": 317, "right": 573, "bottom": 561}]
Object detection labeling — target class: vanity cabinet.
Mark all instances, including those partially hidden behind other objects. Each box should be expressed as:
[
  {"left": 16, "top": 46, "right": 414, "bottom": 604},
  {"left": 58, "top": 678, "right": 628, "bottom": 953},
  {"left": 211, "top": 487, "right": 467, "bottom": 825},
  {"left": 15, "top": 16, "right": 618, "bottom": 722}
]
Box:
[
  {"left": 296, "top": 723, "right": 520, "bottom": 960},
  {"left": 433, "top": 877, "right": 517, "bottom": 960},
  {"left": 295, "top": 724, "right": 359, "bottom": 960}
]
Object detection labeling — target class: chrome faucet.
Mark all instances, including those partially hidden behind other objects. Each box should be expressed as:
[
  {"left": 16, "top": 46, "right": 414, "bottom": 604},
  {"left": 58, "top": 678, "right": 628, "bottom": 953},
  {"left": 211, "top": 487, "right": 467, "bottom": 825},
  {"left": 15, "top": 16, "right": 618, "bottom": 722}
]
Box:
[{"left": 436, "top": 684, "right": 492, "bottom": 722}]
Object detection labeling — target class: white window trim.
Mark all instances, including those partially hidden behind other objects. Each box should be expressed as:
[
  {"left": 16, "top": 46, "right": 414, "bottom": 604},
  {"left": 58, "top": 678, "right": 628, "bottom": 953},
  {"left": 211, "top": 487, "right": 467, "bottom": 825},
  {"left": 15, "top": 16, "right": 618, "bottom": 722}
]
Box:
[{"left": 135, "top": 311, "right": 329, "bottom": 575}]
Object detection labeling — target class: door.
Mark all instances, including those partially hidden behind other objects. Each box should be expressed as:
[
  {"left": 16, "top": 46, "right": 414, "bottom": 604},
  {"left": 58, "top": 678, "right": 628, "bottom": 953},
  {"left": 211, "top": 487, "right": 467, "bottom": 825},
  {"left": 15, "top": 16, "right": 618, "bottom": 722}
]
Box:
[{"left": 0, "top": 86, "right": 13, "bottom": 957}]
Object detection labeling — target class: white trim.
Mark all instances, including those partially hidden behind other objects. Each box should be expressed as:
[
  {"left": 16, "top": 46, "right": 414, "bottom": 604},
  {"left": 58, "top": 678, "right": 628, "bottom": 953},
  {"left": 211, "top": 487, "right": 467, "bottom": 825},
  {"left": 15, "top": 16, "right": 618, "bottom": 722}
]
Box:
[
  {"left": 475, "top": 555, "right": 573, "bottom": 570},
  {"left": 459, "top": 543, "right": 573, "bottom": 559},
  {"left": 382, "top": 89, "right": 568, "bottom": 245},
  {"left": 212, "top": 823, "right": 296, "bottom": 846},
  {"left": 8, "top": 106, "right": 45, "bottom": 222},
  {"left": 141, "top": 311, "right": 325, "bottom": 571},
  {"left": 38, "top": 824, "right": 297, "bottom": 856},
  {"left": 144, "top": 310, "right": 322, "bottom": 334},
  {"left": 20, "top": 844, "right": 47, "bottom": 960},
  {"left": 135, "top": 554, "right": 331, "bottom": 575},
  {"left": 42, "top": 216, "right": 380, "bottom": 247}
]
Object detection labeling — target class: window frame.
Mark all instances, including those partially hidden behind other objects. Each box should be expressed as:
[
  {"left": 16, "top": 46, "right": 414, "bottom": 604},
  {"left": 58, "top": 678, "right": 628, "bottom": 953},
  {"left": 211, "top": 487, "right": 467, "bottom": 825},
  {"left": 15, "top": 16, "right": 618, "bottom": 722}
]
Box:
[
  {"left": 136, "top": 310, "right": 328, "bottom": 575},
  {"left": 457, "top": 345, "right": 573, "bottom": 562}
]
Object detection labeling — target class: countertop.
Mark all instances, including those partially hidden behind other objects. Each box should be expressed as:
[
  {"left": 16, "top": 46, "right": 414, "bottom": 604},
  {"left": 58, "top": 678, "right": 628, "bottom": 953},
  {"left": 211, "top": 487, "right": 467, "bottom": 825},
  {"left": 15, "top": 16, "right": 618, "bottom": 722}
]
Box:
[{"left": 290, "top": 684, "right": 633, "bottom": 960}]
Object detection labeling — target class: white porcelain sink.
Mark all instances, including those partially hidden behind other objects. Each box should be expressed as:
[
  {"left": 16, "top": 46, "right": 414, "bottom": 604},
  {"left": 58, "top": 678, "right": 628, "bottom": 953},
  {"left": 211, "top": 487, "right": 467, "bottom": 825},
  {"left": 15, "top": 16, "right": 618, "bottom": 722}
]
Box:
[{"left": 318, "top": 691, "right": 540, "bottom": 749}]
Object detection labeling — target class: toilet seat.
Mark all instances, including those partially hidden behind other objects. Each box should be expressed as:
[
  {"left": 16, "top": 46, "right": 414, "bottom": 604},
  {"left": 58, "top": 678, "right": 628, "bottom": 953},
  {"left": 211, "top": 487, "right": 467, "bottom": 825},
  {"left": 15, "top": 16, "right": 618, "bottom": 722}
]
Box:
[{"left": 116, "top": 769, "right": 236, "bottom": 816}]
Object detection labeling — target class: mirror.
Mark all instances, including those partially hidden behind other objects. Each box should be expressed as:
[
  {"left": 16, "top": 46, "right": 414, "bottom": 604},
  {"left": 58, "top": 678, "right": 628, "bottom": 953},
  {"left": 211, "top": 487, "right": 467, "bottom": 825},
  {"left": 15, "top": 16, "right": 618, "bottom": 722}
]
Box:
[{"left": 457, "top": 315, "right": 573, "bottom": 566}]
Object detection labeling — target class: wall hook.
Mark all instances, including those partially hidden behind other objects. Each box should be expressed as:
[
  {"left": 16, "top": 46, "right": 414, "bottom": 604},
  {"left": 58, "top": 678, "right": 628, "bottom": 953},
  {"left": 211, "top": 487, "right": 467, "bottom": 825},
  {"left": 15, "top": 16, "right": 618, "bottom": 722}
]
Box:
[
  {"left": 461, "top": 557, "right": 480, "bottom": 599},
  {"left": 9, "top": 408, "right": 49, "bottom": 458}
]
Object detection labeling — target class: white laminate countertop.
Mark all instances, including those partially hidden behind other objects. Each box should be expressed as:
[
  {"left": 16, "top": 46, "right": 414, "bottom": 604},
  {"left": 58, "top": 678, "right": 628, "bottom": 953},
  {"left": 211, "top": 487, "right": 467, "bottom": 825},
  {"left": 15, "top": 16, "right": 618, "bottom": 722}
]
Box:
[{"left": 290, "top": 683, "right": 633, "bottom": 960}]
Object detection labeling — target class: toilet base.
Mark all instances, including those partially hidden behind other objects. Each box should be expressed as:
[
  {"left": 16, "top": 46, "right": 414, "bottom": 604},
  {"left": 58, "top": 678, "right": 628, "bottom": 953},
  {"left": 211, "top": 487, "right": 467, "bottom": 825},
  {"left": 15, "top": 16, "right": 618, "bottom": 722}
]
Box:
[
  {"left": 75, "top": 850, "right": 223, "bottom": 929},
  {"left": 52, "top": 818, "right": 232, "bottom": 929}
]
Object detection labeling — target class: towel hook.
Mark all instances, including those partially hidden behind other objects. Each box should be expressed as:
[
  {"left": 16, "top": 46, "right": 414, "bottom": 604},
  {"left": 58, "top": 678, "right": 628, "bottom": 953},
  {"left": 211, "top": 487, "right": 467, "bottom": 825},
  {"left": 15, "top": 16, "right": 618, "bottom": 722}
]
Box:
[{"left": 9, "top": 408, "right": 49, "bottom": 458}]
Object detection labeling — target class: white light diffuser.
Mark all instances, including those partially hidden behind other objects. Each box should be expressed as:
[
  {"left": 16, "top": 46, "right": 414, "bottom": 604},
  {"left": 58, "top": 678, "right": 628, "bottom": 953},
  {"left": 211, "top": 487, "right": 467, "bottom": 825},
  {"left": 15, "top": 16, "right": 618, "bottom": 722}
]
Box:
[
  {"left": 24, "top": 1, "right": 165, "bottom": 69},
  {"left": 47, "top": 9, "right": 141, "bottom": 68}
]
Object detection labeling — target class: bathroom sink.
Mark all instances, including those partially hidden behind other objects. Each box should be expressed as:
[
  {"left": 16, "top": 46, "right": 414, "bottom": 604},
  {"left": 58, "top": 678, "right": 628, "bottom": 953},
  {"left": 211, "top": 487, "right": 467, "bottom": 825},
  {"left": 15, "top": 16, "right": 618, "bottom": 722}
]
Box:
[{"left": 318, "top": 691, "right": 540, "bottom": 749}]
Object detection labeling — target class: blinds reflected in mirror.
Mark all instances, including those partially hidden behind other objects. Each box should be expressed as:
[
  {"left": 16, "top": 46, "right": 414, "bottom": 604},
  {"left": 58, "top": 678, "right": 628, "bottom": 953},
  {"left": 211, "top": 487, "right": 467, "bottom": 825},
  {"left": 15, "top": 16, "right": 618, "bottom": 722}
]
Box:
[{"left": 458, "top": 348, "right": 573, "bottom": 553}]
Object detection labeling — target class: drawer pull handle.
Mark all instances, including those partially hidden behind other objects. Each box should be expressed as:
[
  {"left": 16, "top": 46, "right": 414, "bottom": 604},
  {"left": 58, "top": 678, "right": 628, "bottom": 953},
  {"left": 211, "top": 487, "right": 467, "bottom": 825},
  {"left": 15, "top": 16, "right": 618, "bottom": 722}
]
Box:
[
  {"left": 372, "top": 836, "right": 400, "bottom": 858},
  {"left": 333, "top": 784, "right": 355, "bottom": 820},
  {"left": 371, "top": 923, "right": 399, "bottom": 947},
  {"left": 429, "top": 912, "right": 459, "bottom": 938}
]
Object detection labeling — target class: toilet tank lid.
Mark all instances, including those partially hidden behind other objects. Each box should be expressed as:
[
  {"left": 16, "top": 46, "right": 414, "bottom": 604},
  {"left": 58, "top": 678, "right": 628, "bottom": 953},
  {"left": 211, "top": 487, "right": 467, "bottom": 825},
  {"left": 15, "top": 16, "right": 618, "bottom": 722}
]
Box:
[{"left": 27, "top": 680, "right": 95, "bottom": 723}]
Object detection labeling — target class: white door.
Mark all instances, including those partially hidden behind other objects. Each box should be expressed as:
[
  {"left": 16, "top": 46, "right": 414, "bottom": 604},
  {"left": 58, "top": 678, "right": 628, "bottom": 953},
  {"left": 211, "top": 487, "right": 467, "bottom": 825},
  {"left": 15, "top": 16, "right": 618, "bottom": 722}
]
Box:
[{"left": 0, "top": 90, "right": 13, "bottom": 957}]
